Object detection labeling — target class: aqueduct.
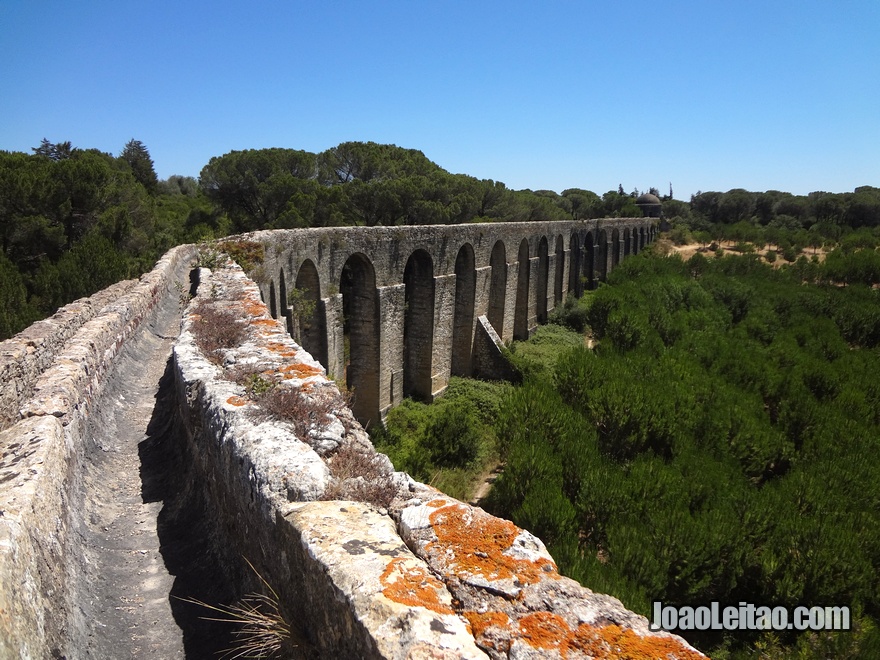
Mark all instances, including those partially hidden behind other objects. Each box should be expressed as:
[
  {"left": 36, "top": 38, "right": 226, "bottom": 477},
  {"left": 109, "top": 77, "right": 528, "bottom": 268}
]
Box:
[
  {"left": 0, "top": 217, "right": 707, "bottom": 660},
  {"left": 247, "top": 218, "right": 658, "bottom": 427}
]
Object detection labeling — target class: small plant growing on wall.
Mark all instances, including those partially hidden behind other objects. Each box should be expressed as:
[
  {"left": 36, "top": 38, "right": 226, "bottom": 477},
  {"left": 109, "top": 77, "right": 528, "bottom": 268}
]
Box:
[
  {"left": 180, "top": 557, "right": 303, "bottom": 659},
  {"left": 321, "top": 442, "right": 399, "bottom": 509},
  {"left": 197, "top": 244, "right": 226, "bottom": 270},
  {"left": 190, "top": 300, "right": 248, "bottom": 364},
  {"left": 218, "top": 240, "right": 266, "bottom": 273}
]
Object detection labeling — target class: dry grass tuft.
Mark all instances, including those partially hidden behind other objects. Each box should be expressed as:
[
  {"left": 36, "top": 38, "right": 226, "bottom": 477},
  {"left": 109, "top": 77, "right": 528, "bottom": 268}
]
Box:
[
  {"left": 180, "top": 558, "right": 299, "bottom": 659},
  {"left": 321, "top": 442, "right": 400, "bottom": 509},
  {"left": 191, "top": 300, "right": 248, "bottom": 364},
  {"left": 257, "top": 386, "right": 333, "bottom": 440}
]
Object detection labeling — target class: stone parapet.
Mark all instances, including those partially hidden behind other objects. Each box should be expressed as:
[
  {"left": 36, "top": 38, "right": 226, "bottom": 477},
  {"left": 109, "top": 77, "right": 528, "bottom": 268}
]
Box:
[
  {"left": 0, "top": 279, "right": 136, "bottom": 431},
  {"left": 172, "top": 255, "right": 703, "bottom": 659}
]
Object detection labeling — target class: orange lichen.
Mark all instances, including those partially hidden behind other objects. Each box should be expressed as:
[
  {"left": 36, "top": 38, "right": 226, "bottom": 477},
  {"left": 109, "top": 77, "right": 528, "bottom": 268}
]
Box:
[
  {"left": 380, "top": 558, "right": 454, "bottom": 615},
  {"left": 514, "top": 616, "right": 707, "bottom": 658},
  {"left": 226, "top": 396, "right": 249, "bottom": 407},
  {"left": 519, "top": 612, "right": 571, "bottom": 651},
  {"left": 427, "top": 498, "right": 448, "bottom": 508},
  {"left": 243, "top": 299, "right": 267, "bottom": 317},
  {"left": 427, "top": 503, "right": 556, "bottom": 585},
  {"left": 266, "top": 342, "right": 298, "bottom": 358},
  {"left": 463, "top": 610, "right": 509, "bottom": 638},
  {"left": 278, "top": 362, "right": 322, "bottom": 378},
  {"left": 565, "top": 624, "right": 705, "bottom": 660},
  {"left": 250, "top": 319, "right": 279, "bottom": 328}
]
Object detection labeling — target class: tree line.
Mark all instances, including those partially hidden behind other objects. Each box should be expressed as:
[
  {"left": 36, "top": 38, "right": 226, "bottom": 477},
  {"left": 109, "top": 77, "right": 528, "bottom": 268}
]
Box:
[{"left": 3, "top": 137, "right": 877, "bottom": 343}]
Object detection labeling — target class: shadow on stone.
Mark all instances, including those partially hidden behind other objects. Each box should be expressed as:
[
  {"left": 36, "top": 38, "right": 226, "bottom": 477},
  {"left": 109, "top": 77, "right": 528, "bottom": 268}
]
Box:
[{"left": 138, "top": 357, "right": 236, "bottom": 659}]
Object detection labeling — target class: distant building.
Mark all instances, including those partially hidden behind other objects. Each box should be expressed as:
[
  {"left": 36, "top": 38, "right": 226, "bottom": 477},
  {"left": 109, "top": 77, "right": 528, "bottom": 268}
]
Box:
[{"left": 635, "top": 193, "right": 662, "bottom": 218}]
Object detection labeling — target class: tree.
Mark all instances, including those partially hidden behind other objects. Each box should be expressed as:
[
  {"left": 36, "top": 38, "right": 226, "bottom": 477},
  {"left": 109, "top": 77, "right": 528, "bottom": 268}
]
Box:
[
  {"left": 562, "top": 188, "right": 601, "bottom": 220},
  {"left": 119, "top": 139, "right": 158, "bottom": 194},
  {"left": 199, "top": 148, "right": 319, "bottom": 230},
  {"left": 32, "top": 138, "right": 73, "bottom": 161}
]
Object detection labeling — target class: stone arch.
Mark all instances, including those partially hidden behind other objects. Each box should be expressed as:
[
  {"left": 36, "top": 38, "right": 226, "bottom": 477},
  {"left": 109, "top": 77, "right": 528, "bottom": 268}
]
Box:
[
  {"left": 279, "top": 267, "right": 289, "bottom": 330},
  {"left": 451, "top": 243, "right": 476, "bottom": 377},
  {"left": 293, "top": 259, "right": 326, "bottom": 368},
  {"left": 536, "top": 236, "right": 549, "bottom": 324},
  {"left": 403, "top": 249, "right": 435, "bottom": 402},
  {"left": 554, "top": 235, "right": 565, "bottom": 305},
  {"left": 623, "top": 227, "right": 631, "bottom": 258},
  {"left": 597, "top": 229, "right": 608, "bottom": 281},
  {"left": 268, "top": 279, "right": 278, "bottom": 319},
  {"left": 584, "top": 230, "right": 596, "bottom": 290},
  {"left": 488, "top": 241, "right": 507, "bottom": 334},
  {"left": 340, "top": 253, "right": 380, "bottom": 428},
  {"left": 611, "top": 228, "right": 621, "bottom": 270},
  {"left": 514, "top": 238, "right": 530, "bottom": 340},
  {"left": 568, "top": 232, "right": 582, "bottom": 297}
]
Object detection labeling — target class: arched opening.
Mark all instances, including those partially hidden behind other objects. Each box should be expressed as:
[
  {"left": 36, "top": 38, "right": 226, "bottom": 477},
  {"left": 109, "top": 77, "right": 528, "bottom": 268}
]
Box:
[
  {"left": 536, "top": 236, "right": 549, "bottom": 324},
  {"left": 554, "top": 235, "right": 565, "bottom": 305},
  {"left": 568, "top": 233, "right": 582, "bottom": 297},
  {"left": 340, "top": 253, "right": 380, "bottom": 428},
  {"left": 514, "top": 238, "right": 530, "bottom": 340},
  {"left": 584, "top": 231, "right": 596, "bottom": 290},
  {"left": 623, "top": 228, "right": 631, "bottom": 258},
  {"left": 293, "top": 259, "right": 326, "bottom": 368},
  {"left": 611, "top": 228, "right": 621, "bottom": 270},
  {"left": 597, "top": 229, "right": 608, "bottom": 281},
  {"left": 279, "top": 268, "right": 289, "bottom": 330},
  {"left": 488, "top": 241, "right": 507, "bottom": 334},
  {"left": 268, "top": 280, "right": 278, "bottom": 319},
  {"left": 451, "top": 243, "right": 476, "bottom": 377},
  {"left": 403, "top": 249, "right": 435, "bottom": 402}
]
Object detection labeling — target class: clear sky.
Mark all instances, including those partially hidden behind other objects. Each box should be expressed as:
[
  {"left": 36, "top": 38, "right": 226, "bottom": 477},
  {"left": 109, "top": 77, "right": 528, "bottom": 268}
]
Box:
[{"left": 2, "top": 0, "right": 878, "bottom": 200}]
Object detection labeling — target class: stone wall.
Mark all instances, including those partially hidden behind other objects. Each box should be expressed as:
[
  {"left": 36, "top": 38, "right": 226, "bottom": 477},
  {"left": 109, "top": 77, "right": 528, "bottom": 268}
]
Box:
[
  {"left": 172, "top": 255, "right": 703, "bottom": 658},
  {"left": 240, "top": 218, "right": 657, "bottom": 427},
  {"left": 0, "top": 244, "right": 197, "bottom": 659},
  {"left": 0, "top": 279, "right": 137, "bottom": 431}
]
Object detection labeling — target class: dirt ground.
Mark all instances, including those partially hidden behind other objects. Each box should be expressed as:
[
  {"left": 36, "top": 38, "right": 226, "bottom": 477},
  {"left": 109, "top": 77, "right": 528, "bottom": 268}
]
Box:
[{"left": 667, "top": 240, "right": 828, "bottom": 268}]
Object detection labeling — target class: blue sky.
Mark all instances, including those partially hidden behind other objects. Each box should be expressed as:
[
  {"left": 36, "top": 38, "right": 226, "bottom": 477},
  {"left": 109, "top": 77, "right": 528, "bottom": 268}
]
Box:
[{"left": 2, "top": 1, "right": 878, "bottom": 200}]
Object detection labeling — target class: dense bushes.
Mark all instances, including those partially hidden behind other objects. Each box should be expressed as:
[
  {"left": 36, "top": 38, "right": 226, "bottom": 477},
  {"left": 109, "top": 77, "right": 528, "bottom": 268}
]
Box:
[
  {"left": 484, "top": 251, "right": 880, "bottom": 658},
  {"left": 372, "top": 377, "right": 511, "bottom": 500}
]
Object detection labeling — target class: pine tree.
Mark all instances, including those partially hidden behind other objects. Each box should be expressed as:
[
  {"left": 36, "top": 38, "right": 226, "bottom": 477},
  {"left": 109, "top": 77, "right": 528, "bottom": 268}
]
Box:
[{"left": 120, "top": 139, "right": 158, "bottom": 194}]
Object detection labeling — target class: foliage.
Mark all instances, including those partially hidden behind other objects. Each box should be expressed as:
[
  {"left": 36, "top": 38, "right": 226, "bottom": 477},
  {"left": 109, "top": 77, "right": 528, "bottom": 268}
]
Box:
[
  {"left": 373, "top": 377, "right": 510, "bottom": 500},
  {"left": 485, "top": 250, "right": 880, "bottom": 658},
  {"left": 548, "top": 293, "right": 591, "bottom": 333},
  {"left": 504, "top": 323, "right": 585, "bottom": 380},
  {"left": 0, "top": 141, "right": 217, "bottom": 340},
  {"left": 119, "top": 139, "right": 159, "bottom": 194}
]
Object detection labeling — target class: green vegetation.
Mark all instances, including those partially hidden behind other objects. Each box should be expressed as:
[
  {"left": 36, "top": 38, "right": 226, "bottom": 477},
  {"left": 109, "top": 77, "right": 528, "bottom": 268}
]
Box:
[
  {"left": 372, "top": 377, "right": 511, "bottom": 500},
  {"left": 482, "top": 251, "right": 880, "bottom": 658},
  {"left": 0, "top": 140, "right": 217, "bottom": 339}
]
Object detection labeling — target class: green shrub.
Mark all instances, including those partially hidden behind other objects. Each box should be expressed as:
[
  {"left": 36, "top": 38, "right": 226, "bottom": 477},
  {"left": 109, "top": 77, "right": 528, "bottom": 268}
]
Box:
[{"left": 423, "top": 399, "right": 481, "bottom": 468}]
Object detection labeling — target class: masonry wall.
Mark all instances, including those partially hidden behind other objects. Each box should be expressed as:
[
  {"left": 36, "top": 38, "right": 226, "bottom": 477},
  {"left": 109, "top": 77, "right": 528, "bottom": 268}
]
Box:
[
  {"left": 0, "top": 221, "right": 670, "bottom": 659},
  {"left": 170, "top": 256, "right": 702, "bottom": 659},
  {"left": 243, "top": 218, "right": 656, "bottom": 427}
]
